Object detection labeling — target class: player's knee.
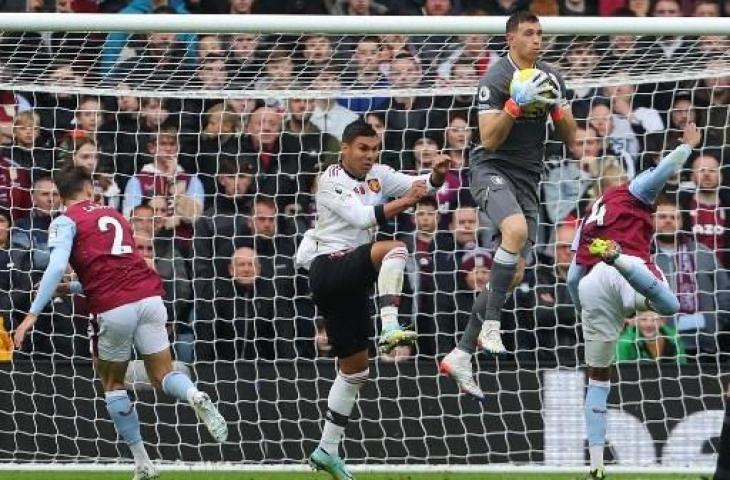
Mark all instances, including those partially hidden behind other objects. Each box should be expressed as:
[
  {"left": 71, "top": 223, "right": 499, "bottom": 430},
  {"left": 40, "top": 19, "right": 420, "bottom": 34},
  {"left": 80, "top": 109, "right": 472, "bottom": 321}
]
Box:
[{"left": 500, "top": 216, "right": 528, "bottom": 250}]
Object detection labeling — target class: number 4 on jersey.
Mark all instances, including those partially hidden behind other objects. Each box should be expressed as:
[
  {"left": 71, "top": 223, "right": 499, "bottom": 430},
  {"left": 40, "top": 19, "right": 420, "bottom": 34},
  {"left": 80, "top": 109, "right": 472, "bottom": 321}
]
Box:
[
  {"left": 586, "top": 197, "right": 607, "bottom": 226},
  {"left": 98, "top": 216, "right": 133, "bottom": 255}
]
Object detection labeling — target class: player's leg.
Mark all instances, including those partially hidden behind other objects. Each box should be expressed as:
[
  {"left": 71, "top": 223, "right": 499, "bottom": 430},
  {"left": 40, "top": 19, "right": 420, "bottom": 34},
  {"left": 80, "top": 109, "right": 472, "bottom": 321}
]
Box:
[
  {"left": 370, "top": 240, "right": 417, "bottom": 352},
  {"left": 713, "top": 390, "right": 730, "bottom": 480},
  {"left": 579, "top": 264, "right": 625, "bottom": 480},
  {"left": 590, "top": 241, "right": 680, "bottom": 315},
  {"left": 310, "top": 347, "right": 368, "bottom": 480},
  {"left": 134, "top": 296, "right": 227, "bottom": 442},
  {"left": 94, "top": 308, "right": 157, "bottom": 479}
]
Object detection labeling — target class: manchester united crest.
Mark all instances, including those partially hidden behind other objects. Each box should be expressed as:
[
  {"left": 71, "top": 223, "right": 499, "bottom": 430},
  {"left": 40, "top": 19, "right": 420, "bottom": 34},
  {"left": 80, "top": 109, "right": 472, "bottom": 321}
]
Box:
[{"left": 368, "top": 179, "right": 381, "bottom": 193}]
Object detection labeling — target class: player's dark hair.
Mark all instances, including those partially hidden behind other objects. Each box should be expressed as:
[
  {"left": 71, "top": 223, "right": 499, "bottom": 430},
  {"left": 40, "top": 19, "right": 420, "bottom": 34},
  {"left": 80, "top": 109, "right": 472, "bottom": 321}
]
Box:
[
  {"left": 342, "top": 120, "right": 377, "bottom": 145},
  {"left": 54, "top": 166, "right": 93, "bottom": 200},
  {"left": 506, "top": 11, "right": 539, "bottom": 33}
]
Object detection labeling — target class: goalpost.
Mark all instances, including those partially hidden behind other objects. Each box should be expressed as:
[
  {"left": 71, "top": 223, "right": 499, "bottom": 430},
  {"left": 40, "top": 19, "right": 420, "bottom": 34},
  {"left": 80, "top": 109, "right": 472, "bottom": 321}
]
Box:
[{"left": 0, "top": 13, "right": 728, "bottom": 474}]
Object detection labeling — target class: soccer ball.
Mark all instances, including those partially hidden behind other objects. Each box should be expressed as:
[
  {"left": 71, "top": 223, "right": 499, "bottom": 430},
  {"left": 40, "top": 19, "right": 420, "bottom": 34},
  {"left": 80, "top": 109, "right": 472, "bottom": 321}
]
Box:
[{"left": 509, "top": 67, "right": 557, "bottom": 117}]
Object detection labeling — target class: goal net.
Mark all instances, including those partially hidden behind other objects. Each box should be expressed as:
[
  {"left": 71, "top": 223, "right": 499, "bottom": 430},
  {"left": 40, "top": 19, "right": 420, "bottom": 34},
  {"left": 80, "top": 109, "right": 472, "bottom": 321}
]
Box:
[{"left": 0, "top": 13, "right": 728, "bottom": 471}]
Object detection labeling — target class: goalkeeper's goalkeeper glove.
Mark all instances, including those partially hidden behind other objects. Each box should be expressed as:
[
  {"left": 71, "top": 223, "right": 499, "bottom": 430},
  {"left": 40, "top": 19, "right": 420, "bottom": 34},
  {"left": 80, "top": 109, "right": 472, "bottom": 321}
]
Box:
[{"left": 511, "top": 70, "right": 555, "bottom": 106}]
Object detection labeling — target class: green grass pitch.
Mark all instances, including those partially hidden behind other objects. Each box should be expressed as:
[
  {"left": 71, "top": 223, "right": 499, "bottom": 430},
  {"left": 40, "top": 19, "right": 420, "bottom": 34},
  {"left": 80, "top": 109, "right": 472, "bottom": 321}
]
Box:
[{"left": 0, "top": 473, "right": 706, "bottom": 480}]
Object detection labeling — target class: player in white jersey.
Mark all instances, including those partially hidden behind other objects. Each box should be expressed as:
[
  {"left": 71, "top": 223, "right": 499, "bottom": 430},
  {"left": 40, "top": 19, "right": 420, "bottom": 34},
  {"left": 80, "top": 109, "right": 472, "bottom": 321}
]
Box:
[{"left": 296, "top": 120, "right": 449, "bottom": 479}]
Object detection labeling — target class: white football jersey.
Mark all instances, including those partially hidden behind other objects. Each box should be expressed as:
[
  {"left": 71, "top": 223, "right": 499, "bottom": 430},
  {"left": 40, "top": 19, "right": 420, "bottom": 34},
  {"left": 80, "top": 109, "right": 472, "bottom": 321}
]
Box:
[{"left": 296, "top": 163, "right": 436, "bottom": 269}]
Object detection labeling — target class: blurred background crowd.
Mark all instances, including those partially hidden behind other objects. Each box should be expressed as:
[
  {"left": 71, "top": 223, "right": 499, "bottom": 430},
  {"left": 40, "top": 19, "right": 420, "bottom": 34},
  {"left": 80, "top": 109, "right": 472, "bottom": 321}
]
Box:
[{"left": 0, "top": 0, "right": 727, "bottom": 367}]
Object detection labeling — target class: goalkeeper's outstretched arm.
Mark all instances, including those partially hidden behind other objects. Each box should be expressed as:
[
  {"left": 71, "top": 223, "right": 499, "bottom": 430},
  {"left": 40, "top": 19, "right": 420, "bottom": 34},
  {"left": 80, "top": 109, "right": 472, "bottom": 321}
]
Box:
[{"left": 629, "top": 122, "right": 701, "bottom": 205}]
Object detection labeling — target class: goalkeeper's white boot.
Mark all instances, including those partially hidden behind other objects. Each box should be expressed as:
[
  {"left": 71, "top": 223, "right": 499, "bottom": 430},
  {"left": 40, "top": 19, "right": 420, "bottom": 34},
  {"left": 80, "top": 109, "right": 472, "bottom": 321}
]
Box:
[
  {"left": 191, "top": 391, "right": 228, "bottom": 442},
  {"left": 378, "top": 324, "right": 417, "bottom": 354},
  {"left": 132, "top": 463, "right": 159, "bottom": 480},
  {"left": 477, "top": 320, "right": 506, "bottom": 354},
  {"left": 439, "top": 348, "right": 486, "bottom": 404}
]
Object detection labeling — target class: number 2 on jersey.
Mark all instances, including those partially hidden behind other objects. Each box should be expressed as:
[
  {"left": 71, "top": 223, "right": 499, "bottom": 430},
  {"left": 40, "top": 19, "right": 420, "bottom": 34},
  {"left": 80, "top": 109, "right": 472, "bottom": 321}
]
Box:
[
  {"left": 586, "top": 197, "right": 607, "bottom": 226},
  {"left": 98, "top": 216, "right": 133, "bottom": 255}
]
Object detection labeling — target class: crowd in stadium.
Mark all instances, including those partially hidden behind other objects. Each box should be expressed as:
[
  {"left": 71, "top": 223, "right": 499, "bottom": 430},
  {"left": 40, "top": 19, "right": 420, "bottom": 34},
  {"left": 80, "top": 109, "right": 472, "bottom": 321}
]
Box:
[{"left": 0, "top": 0, "right": 728, "bottom": 367}]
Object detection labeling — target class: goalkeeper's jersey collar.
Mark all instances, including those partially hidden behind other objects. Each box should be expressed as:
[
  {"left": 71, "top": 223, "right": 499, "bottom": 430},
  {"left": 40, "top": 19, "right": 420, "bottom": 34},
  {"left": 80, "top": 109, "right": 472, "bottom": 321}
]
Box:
[{"left": 506, "top": 53, "right": 536, "bottom": 71}]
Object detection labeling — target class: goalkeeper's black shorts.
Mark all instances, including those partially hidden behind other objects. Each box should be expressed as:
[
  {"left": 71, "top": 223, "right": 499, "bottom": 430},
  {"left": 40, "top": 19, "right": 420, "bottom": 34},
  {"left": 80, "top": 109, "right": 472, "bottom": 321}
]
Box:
[{"left": 309, "top": 242, "right": 378, "bottom": 359}]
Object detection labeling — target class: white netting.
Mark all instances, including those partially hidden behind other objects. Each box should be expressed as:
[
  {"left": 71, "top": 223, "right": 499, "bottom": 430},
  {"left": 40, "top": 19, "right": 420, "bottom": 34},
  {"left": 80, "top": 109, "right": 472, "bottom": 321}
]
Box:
[{"left": 0, "top": 15, "right": 728, "bottom": 470}]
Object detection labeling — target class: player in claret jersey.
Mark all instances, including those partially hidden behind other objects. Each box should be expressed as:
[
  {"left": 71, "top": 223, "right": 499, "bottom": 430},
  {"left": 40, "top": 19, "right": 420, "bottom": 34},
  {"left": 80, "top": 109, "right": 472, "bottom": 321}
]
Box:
[
  {"left": 13, "top": 167, "right": 227, "bottom": 480},
  {"left": 567, "top": 123, "right": 701, "bottom": 480}
]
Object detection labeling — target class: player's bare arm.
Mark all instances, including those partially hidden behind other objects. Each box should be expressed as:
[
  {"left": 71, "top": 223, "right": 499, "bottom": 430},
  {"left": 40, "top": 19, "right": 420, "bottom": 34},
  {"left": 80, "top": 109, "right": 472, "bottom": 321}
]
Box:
[{"left": 479, "top": 112, "right": 515, "bottom": 152}]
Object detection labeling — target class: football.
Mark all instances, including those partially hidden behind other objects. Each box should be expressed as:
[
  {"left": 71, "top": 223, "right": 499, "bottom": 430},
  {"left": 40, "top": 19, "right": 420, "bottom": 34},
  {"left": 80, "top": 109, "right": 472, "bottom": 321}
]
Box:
[{"left": 509, "top": 67, "right": 557, "bottom": 116}]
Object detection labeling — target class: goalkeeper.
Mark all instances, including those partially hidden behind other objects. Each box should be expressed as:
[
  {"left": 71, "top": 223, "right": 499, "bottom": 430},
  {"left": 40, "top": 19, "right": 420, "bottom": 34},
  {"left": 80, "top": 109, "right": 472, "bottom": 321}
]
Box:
[{"left": 440, "top": 11, "right": 577, "bottom": 401}]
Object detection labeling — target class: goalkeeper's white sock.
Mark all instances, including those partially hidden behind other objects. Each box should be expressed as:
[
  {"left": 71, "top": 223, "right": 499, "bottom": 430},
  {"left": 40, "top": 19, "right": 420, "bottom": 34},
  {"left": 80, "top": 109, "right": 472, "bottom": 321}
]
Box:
[
  {"left": 319, "top": 369, "right": 369, "bottom": 456},
  {"left": 377, "top": 246, "right": 408, "bottom": 330}
]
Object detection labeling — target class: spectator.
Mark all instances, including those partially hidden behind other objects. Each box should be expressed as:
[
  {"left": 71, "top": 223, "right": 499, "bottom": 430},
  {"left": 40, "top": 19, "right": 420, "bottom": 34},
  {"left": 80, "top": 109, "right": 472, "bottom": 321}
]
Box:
[
  {"left": 185, "top": 102, "right": 241, "bottom": 200},
  {"left": 197, "top": 34, "right": 224, "bottom": 62},
  {"left": 299, "top": 34, "right": 336, "bottom": 79},
  {"left": 130, "top": 203, "right": 154, "bottom": 237},
  {"left": 600, "top": 83, "right": 665, "bottom": 150},
  {"left": 693, "top": 0, "right": 721, "bottom": 16},
  {"left": 196, "top": 246, "right": 296, "bottom": 360},
  {"left": 532, "top": 221, "right": 580, "bottom": 362},
  {"left": 437, "top": 57, "right": 479, "bottom": 125},
  {"left": 559, "top": 0, "right": 597, "bottom": 15},
  {"left": 242, "top": 105, "right": 317, "bottom": 214},
  {"left": 329, "top": 0, "right": 391, "bottom": 15},
  {"left": 695, "top": 69, "right": 730, "bottom": 150},
  {"left": 101, "top": 3, "right": 196, "bottom": 76},
  {"left": 0, "top": 209, "right": 31, "bottom": 320},
  {"left": 383, "top": 53, "right": 446, "bottom": 165},
  {"left": 194, "top": 54, "right": 229, "bottom": 90},
  {"left": 400, "top": 197, "right": 457, "bottom": 356},
  {"left": 122, "top": 125, "right": 204, "bottom": 243},
  {"left": 192, "top": 156, "right": 255, "bottom": 315},
  {"left": 562, "top": 39, "right": 600, "bottom": 118},
  {"left": 36, "top": 64, "right": 82, "bottom": 146},
  {"left": 254, "top": 48, "right": 295, "bottom": 101},
  {"left": 543, "top": 125, "right": 593, "bottom": 224},
  {"left": 615, "top": 311, "right": 686, "bottom": 364},
  {"left": 97, "top": 86, "right": 142, "bottom": 186},
  {"left": 589, "top": 102, "right": 640, "bottom": 175},
  {"left": 226, "top": 33, "right": 261, "bottom": 88},
  {"left": 308, "top": 69, "right": 359, "bottom": 141},
  {"left": 0, "top": 146, "right": 32, "bottom": 221},
  {"left": 69, "top": 137, "right": 121, "bottom": 210},
  {"left": 230, "top": 0, "right": 254, "bottom": 14},
  {"left": 410, "top": 0, "right": 457, "bottom": 68},
  {"left": 2, "top": 110, "right": 54, "bottom": 181},
  {"left": 625, "top": 0, "right": 650, "bottom": 16},
  {"left": 283, "top": 96, "right": 340, "bottom": 169},
  {"left": 436, "top": 34, "right": 496, "bottom": 83},
  {"left": 11, "top": 175, "right": 59, "bottom": 272},
  {"left": 339, "top": 36, "right": 389, "bottom": 113},
  {"left": 0, "top": 90, "right": 31, "bottom": 146},
  {"left": 443, "top": 111, "right": 471, "bottom": 170},
  {"left": 679, "top": 154, "right": 729, "bottom": 266},
  {"left": 664, "top": 90, "right": 700, "bottom": 151},
  {"left": 449, "top": 206, "right": 485, "bottom": 264},
  {"left": 653, "top": 199, "right": 730, "bottom": 356}
]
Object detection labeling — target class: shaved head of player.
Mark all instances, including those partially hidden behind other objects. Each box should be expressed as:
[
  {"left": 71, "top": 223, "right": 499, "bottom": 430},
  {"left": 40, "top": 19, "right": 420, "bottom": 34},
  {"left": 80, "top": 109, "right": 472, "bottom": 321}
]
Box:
[
  {"left": 296, "top": 120, "right": 450, "bottom": 477},
  {"left": 439, "top": 11, "right": 577, "bottom": 403},
  {"left": 13, "top": 166, "right": 228, "bottom": 479}
]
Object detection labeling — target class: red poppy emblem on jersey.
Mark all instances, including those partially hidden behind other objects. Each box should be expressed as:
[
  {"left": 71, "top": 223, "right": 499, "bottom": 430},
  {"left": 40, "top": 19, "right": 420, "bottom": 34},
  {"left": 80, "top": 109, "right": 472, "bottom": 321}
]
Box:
[{"left": 368, "top": 179, "right": 381, "bottom": 193}]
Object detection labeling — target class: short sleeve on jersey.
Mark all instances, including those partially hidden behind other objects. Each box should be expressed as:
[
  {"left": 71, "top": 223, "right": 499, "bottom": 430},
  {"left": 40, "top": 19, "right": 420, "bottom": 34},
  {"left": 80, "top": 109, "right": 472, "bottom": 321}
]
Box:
[
  {"left": 47, "top": 215, "right": 77, "bottom": 251},
  {"left": 477, "top": 71, "right": 508, "bottom": 114}
]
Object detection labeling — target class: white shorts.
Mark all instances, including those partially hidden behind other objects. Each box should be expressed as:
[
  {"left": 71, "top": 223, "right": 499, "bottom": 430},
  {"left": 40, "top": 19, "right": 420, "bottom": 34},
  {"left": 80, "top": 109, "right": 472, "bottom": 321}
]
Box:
[
  {"left": 578, "top": 256, "right": 668, "bottom": 368},
  {"left": 88, "top": 296, "right": 169, "bottom": 362}
]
